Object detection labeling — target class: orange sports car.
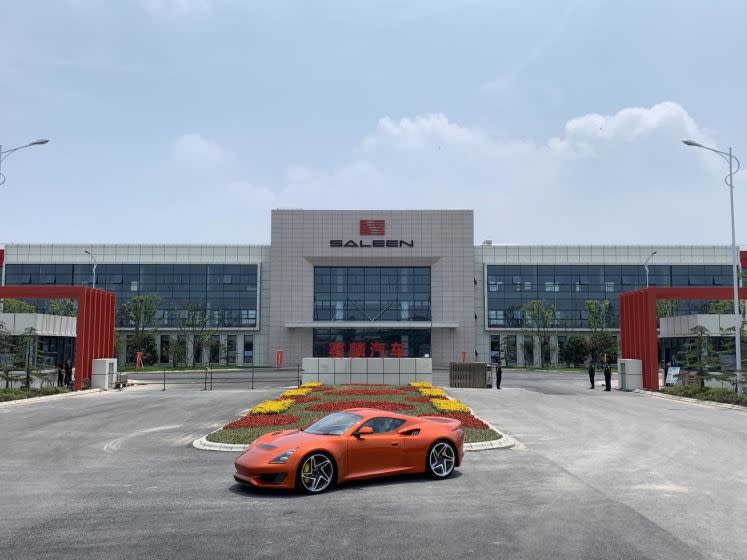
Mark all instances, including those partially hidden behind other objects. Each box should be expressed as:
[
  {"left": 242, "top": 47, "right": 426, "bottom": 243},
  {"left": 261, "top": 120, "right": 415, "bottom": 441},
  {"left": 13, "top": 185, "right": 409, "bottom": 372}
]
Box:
[{"left": 233, "top": 408, "right": 465, "bottom": 493}]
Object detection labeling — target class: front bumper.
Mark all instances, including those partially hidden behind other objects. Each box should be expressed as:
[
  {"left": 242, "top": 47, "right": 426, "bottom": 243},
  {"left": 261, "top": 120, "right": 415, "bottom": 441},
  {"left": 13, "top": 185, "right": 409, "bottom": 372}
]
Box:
[{"left": 234, "top": 456, "right": 296, "bottom": 489}]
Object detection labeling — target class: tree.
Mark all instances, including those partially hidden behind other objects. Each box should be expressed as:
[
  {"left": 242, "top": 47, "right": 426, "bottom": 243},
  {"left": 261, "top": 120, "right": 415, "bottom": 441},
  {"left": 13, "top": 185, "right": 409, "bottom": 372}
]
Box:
[
  {"left": 119, "top": 295, "right": 161, "bottom": 336},
  {"left": 168, "top": 336, "right": 188, "bottom": 367},
  {"left": 678, "top": 326, "right": 719, "bottom": 383},
  {"left": 177, "top": 304, "right": 216, "bottom": 366},
  {"left": 560, "top": 335, "right": 588, "bottom": 367},
  {"left": 656, "top": 300, "right": 678, "bottom": 318},
  {"left": 706, "top": 299, "right": 745, "bottom": 315},
  {"left": 520, "top": 300, "right": 556, "bottom": 367},
  {"left": 585, "top": 300, "right": 616, "bottom": 365},
  {"left": 14, "top": 327, "right": 43, "bottom": 390},
  {"left": 0, "top": 321, "right": 18, "bottom": 389},
  {"left": 1, "top": 299, "right": 36, "bottom": 313},
  {"left": 47, "top": 298, "right": 75, "bottom": 316},
  {"left": 120, "top": 295, "right": 161, "bottom": 365}
]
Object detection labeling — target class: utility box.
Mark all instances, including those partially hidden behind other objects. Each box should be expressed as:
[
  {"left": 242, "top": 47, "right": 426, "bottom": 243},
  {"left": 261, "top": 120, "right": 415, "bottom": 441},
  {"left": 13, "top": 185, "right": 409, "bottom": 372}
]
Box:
[
  {"left": 618, "top": 359, "right": 642, "bottom": 391},
  {"left": 92, "top": 358, "right": 119, "bottom": 390}
]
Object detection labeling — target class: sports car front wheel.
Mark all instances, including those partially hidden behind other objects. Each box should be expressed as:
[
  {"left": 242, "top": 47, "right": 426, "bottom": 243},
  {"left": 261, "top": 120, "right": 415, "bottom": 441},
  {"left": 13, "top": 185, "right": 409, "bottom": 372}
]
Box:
[
  {"left": 297, "top": 453, "right": 335, "bottom": 494},
  {"left": 427, "top": 441, "right": 456, "bottom": 479}
]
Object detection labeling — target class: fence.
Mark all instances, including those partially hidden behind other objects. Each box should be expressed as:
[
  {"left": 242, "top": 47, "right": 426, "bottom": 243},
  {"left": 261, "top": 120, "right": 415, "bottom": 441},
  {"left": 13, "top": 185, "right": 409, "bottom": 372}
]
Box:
[
  {"left": 124, "top": 363, "right": 302, "bottom": 391},
  {"left": 449, "top": 362, "right": 488, "bottom": 388}
]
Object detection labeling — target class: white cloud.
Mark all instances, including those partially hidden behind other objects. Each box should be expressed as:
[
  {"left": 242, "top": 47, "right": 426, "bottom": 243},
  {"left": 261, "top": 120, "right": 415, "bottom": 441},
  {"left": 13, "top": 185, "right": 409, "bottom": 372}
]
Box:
[
  {"left": 221, "top": 101, "right": 744, "bottom": 245},
  {"left": 170, "top": 133, "right": 232, "bottom": 166}
]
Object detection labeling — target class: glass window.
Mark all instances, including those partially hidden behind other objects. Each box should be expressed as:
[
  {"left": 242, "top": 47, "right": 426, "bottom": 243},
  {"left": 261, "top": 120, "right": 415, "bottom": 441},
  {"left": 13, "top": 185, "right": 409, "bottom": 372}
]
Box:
[
  {"left": 314, "top": 267, "right": 430, "bottom": 322},
  {"left": 243, "top": 336, "right": 254, "bottom": 363},
  {"left": 360, "top": 417, "right": 406, "bottom": 434}
]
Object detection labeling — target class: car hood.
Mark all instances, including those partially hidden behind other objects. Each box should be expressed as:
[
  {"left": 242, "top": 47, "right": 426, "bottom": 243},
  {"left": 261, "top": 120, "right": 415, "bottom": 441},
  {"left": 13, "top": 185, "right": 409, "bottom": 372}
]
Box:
[{"left": 237, "top": 429, "right": 327, "bottom": 460}]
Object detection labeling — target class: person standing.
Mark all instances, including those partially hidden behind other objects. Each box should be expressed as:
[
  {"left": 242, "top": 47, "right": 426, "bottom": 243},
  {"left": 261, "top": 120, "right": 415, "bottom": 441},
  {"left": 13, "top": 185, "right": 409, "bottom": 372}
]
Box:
[
  {"left": 588, "top": 363, "right": 595, "bottom": 389},
  {"left": 664, "top": 361, "right": 671, "bottom": 386},
  {"left": 63, "top": 360, "right": 72, "bottom": 388},
  {"left": 604, "top": 364, "right": 612, "bottom": 391},
  {"left": 56, "top": 364, "right": 64, "bottom": 387},
  {"left": 495, "top": 363, "right": 503, "bottom": 390}
]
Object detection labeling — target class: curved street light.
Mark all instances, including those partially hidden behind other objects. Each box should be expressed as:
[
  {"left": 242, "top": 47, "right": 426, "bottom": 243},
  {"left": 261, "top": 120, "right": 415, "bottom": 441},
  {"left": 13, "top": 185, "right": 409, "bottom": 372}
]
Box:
[
  {"left": 683, "top": 139, "right": 742, "bottom": 396},
  {"left": 0, "top": 138, "right": 50, "bottom": 186},
  {"left": 644, "top": 250, "right": 657, "bottom": 289},
  {"left": 84, "top": 250, "right": 97, "bottom": 289}
]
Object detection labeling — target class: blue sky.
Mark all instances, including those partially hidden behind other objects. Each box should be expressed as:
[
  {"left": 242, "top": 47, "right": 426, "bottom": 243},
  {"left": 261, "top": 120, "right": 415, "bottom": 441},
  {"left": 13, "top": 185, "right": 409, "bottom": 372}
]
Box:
[{"left": 1, "top": 0, "right": 745, "bottom": 245}]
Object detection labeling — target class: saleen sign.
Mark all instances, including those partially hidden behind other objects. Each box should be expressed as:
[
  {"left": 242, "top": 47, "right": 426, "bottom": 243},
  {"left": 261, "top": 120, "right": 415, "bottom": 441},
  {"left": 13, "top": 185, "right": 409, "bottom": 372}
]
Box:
[
  {"left": 330, "top": 219, "right": 414, "bottom": 248},
  {"left": 330, "top": 239, "right": 414, "bottom": 248}
]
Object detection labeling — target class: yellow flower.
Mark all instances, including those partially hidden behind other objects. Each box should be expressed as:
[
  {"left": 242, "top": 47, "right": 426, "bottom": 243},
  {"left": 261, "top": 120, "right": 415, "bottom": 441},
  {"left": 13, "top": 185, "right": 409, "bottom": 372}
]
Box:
[
  {"left": 418, "top": 387, "right": 447, "bottom": 398},
  {"left": 301, "top": 382, "right": 322, "bottom": 388},
  {"left": 281, "top": 388, "right": 312, "bottom": 398},
  {"left": 250, "top": 399, "right": 295, "bottom": 415},
  {"left": 409, "top": 381, "right": 432, "bottom": 388},
  {"left": 431, "top": 398, "right": 470, "bottom": 413}
]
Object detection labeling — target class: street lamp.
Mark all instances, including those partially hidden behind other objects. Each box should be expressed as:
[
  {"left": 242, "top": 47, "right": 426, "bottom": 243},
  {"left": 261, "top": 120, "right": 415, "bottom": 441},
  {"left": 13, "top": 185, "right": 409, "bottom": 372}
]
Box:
[
  {"left": 644, "top": 250, "right": 657, "bottom": 289},
  {"left": 0, "top": 139, "right": 50, "bottom": 186},
  {"left": 683, "top": 139, "right": 742, "bottom": 396},
  {"left": 84, "top": 250, "right": 97, "bottom": 289}
]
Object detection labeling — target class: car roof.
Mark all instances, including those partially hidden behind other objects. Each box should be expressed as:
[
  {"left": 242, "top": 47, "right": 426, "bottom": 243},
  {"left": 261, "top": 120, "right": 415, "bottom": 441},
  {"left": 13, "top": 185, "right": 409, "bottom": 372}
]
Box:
[{"left": 343, "top": 408, "right": 410, "bottom": 419}]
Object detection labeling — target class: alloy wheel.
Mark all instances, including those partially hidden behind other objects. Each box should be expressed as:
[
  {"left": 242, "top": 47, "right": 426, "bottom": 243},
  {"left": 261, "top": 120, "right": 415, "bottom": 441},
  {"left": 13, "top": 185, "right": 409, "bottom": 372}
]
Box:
[
  {"left": 429, "top": 442, "right": 456, "bottom": 478},
  {"left": 300, "top": 454, "right": 334, "bottom": 493}
]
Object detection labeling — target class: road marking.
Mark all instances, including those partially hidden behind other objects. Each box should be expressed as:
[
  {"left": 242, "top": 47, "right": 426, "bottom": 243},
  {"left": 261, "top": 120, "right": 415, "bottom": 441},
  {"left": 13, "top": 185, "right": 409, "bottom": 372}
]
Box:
[{"left": 103, "top": 424, "right": 182, "bottom": 453}]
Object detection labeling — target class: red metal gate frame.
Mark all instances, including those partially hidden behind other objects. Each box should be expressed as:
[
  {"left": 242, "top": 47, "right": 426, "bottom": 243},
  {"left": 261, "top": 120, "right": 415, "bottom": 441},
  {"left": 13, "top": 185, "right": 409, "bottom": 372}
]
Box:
[
  {"left": 0, "top": 286, "right": 115, "bottom": 391},
  {"left": 620, "top": 287, "right": 747, "bottom": 390}
]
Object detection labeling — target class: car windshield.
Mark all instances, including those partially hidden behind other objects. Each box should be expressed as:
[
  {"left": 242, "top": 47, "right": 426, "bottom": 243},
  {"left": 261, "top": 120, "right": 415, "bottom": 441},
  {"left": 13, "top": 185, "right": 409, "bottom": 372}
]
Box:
[{"left": 304, "top": 412, "right": 363, "bottom": 435}]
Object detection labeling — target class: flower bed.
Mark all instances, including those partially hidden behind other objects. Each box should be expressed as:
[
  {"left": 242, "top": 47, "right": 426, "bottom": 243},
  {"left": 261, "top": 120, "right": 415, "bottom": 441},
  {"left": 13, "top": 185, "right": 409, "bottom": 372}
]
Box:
[
  {"left": 409, "top": 382, "right": 432, "bottom": 388},
  {"left": 224, "top": 414, "right": 300, "bottom": 429},
  {"left": 250, "top": 399, "right": 295, "bottom": 414},
  {"left": 419, "top": 412, "right": 489, "bottom": 430},
  {"left": 418, "top": 387, "right": 447, "bottom": 398},
  {"left": 206, "top": 384, "right": 501, "bottom": 445},
  {"left": 281, "top": 388, "right": 313, "bottom": 398},
  {"left": 431, "top": 398, "right": 471, "bottom": 413},
  {"left": 305, "top": 400, "right": 414, "bottom": 413},
  {"left": 301, "top": 382, "right": 322, "bottom": 388},
  {"left": 325, "top": 389, "right": 404, "bottom": 396}
]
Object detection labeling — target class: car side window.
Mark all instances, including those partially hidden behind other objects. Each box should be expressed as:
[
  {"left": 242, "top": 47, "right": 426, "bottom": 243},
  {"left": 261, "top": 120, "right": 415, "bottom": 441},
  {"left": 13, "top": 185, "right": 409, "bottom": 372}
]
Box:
[{"left": 361, "top": 417, "right": 406, "bottom": 434}]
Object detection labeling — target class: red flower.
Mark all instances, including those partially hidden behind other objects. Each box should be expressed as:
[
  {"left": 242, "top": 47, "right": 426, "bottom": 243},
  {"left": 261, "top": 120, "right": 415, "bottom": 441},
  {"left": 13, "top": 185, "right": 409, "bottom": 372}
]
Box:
[
  {"left": 418, "top": 413, "right": 489, "bottom": 430},
  {"left": 224, "top": 414, "right": 300, "bottom": 430},
  {"left": 305, "top": 400, "right": 414, "bottom": 412},
  {"left": 288, "top": 395, "right": 320, "bottom": 404},
  {"left": 339, "top": 383, "right": 390, "bottom": 386},
  {"left": 326, "top": 389, "right": 404, "bottom": 396}
]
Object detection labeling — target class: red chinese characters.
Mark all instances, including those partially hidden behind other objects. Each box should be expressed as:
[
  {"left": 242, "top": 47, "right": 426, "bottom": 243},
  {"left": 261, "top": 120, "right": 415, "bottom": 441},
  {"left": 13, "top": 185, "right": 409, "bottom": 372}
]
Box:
[
  {"left": 369, "top": 341, "right": 386, "bottom": 358},
  {"left": 328, "top": 342, "right": 345, "bottom": 358},
  {"left": 349, "top": 341, "right": 366, "bottom": 358},
  {"left": 389, "top": 342, "right": 407, "bottom": 358}
]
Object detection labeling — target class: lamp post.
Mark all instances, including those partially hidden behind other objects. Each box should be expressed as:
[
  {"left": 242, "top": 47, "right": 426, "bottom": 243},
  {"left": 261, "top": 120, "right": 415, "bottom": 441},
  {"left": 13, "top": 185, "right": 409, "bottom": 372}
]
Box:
[
  {"left": 644, "top": 250, "right": 657, "bottom": 288},
  {"left": 0, "top": 139, "right": 50, "bottom": 187},
  {"left": 683, "top": 139, "right": 742, "bottom": 395},
  {"left": 84, "top": 250, "right": 97, "bottom": 289},
  {"left": 0, "top": 138, "right": 50, "bottom": 312}
]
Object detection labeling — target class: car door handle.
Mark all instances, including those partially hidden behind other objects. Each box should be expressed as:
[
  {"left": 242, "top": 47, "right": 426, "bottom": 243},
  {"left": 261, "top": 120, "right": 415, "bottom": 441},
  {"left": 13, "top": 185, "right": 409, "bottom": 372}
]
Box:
[{"left": 391, "top": 442, "right": 400, "bottom": 446}]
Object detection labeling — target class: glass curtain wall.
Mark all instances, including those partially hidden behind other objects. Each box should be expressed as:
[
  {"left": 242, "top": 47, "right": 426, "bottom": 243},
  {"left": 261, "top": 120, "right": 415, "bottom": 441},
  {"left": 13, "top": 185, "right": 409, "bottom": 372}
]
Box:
[
  {"left": 486, "top": 264, "right": 733, "bottom": 329},
  {"left": 4, "top": 263, "right": 259, "bottom": 328}
]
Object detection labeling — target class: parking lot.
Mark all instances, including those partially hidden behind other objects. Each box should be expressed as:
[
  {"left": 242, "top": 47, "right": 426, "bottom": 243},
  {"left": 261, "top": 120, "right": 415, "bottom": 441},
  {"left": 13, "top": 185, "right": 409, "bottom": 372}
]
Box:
[{"left": 0, "top": 371, "right": 744, "bottom": 560}]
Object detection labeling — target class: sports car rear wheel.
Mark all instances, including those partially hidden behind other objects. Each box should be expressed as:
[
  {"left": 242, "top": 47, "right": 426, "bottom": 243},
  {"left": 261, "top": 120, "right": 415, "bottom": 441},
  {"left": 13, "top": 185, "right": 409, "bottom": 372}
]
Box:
[
  {"left": 427, "top": 441, "right": 456, "bottom": 479},
  {"left": 297, "top": 453, "right": 335, "bottom": 494}
]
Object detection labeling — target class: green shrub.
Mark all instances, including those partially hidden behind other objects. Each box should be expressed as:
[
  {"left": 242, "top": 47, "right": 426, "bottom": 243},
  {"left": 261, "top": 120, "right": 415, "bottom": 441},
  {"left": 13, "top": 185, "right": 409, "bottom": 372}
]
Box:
[{"left": 661, "top": 385, "right": 744, "bottom": 406}]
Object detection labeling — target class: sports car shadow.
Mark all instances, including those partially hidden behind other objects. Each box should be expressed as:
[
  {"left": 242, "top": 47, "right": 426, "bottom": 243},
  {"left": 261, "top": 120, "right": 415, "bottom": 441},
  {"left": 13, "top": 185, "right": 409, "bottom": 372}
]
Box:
[{"left": 229, "top": 471, "right": 462, "bottom": 499}]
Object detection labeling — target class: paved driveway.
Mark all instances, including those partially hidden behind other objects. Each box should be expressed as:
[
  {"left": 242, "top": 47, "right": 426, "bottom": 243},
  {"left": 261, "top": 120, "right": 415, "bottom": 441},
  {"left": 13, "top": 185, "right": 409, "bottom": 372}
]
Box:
[{"left": 0, "top": 373, "right": 744, "bottom": 560}]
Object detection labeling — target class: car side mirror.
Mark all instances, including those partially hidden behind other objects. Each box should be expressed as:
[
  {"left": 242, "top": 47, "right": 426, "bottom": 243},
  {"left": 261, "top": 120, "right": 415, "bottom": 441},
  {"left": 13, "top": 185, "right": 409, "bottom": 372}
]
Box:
[{"left": 354, "top": 426, "right": 374, "bottom": 437}]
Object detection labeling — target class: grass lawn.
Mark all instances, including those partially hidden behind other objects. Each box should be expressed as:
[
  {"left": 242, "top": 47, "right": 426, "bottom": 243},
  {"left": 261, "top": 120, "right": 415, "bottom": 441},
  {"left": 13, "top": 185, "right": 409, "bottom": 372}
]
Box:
[
  {"left": 660, "top": 385, "right": 746, "bottom": 407},
  {"left": 206, "top": 384, "right": 502, "bottom": 445},
  {"left": 0, "top": 386, "right": 70, "bottom": 402}
]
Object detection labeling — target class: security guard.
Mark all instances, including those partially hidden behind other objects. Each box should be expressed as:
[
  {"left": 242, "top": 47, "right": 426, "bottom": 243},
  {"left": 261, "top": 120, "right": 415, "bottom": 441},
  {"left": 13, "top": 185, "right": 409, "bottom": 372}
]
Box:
[{"left": 588, "top": 363, "right": 595, "bottom": 389}]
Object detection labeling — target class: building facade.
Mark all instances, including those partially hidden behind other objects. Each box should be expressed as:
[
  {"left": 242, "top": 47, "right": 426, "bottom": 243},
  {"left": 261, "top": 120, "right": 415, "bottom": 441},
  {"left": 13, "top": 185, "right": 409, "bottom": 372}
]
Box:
[{"left": 1, "top": 209, "right": 742, "bottom": 368}]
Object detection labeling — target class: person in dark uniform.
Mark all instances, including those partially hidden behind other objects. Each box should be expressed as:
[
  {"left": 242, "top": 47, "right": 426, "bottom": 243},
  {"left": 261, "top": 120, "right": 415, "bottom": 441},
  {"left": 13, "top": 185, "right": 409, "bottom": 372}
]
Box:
[
  {"left": 63, "top": 360, "right": 72, "bottom": 388},
  {"left": 495, "top": 362, "right": 502, "bottom": 389},
  {"left": 604, "top": 364, "right": 612, "bottom": 391},
  {"left": 56, "top": 364, "right": 64, "bottom": 387},
  {"left": 588, "top": 363, "right": 595, "bottom": 389}
]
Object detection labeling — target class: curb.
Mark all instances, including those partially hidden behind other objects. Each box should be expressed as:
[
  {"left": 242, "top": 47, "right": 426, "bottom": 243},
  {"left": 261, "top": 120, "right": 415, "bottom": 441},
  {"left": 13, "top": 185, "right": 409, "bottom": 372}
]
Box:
[
  {"left": 632, "top": 389, "right": 747, "bottom": 412},
  {"left": 0, "top": 388, "right": 105, "bottom": 408}
]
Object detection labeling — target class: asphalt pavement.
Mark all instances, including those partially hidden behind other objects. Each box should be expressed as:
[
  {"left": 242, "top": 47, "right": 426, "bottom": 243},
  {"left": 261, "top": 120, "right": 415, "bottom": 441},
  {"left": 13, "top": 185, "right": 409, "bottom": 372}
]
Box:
[{"left": 0, "top": 371, "right": 744, "bottom": 560}]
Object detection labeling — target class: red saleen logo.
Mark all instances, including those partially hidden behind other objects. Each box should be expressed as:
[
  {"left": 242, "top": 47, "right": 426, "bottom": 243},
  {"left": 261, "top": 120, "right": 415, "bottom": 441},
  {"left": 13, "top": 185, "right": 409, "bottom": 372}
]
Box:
[{"left": 360, "top": 220, "right": 385, "bottom": 236}]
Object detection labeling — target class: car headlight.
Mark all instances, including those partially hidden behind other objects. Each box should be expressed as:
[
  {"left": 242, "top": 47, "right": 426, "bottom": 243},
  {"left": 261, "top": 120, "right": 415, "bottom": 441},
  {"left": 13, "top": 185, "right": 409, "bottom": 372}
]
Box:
[{"left": 269, "top": 448, "right": 298, "bottom": 464}]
